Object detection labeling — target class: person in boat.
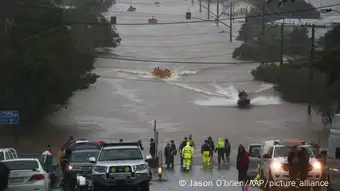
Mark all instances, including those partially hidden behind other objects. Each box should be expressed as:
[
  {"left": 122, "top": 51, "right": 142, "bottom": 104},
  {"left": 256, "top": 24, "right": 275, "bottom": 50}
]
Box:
[
  {"left": 238, "top": 90, "right": 247, "bottom": 99},
  {"left": 129, "top": 5, "right": 134, "bottom": 9}
]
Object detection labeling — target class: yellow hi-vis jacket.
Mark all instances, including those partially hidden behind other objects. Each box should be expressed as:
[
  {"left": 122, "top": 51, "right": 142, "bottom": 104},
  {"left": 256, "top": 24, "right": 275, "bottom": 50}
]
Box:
[
  {"left": 251, "top": 164, "right": 261, "bottom": 182},
  {"left": 181, "top": 142, "right": 194, "bottom": 159}
]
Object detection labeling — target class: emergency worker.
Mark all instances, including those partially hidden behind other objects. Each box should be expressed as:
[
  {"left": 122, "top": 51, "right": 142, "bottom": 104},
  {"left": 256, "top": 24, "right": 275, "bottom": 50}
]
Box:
[
  {"left": 181, "top": 142, "right": 194, "bottom": 171},
  {"left": 251, "top": 164, "right": 261, "bottom": 182},
  {"left": 58, "top": 147, "right": 65, "bottom": 166},
  {"left": 201, "top": 140, "right": 211, "bottom": 166},
  {"left": 179, "top": 137, "right": 188, "bottom": 165},
  {"left": 215, "top": 138, "right": 225, "bottom": 165},
  {"left": 188, "top": 134, "right": 196, "bottom": 149}
]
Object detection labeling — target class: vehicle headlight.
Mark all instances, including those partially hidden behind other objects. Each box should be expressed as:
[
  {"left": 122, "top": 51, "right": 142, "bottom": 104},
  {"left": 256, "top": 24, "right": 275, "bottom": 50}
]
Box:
[
  {"left": 271, "top": 162, "right": 282, "bottom": 170},
  {"left": 93, "top": 166, "right": 107, "bottom": 173},
  {"left": 133, "top": 164, "right": 148, "bottom": 171},
  {"left": 312, "top": 161, "right": 321, "bottom": 169}
]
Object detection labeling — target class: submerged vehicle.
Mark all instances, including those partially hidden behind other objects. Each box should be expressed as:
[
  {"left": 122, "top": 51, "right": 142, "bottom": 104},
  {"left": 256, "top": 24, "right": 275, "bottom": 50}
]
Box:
[
  {"left": 148, "top": 16, "right": 158, "bottom": 24},
  {"left": 152, "top": 67, "right": 172, "bottom": 78},
  {"left": 127, "top": 6, "right": 136, "bottom": 11}
]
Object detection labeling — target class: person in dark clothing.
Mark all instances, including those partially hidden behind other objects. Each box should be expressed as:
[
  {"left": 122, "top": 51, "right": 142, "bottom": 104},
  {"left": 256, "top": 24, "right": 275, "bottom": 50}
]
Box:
[
  {"left": 170, "top": 140, "right": 177, "bottom": 168},
  {"left": 287, "top": 146, "right": 309, "bottom": 188},
  {"left": 236, "top": 144, "right": 249, "bottom": 182},
  {"left": 138, "top": 140, "right": 144, "bottom": 150},
  {"left": 119, "top": 139, "right": 123, "bottom": 142},
  {"left": 207, "top": 136, "right": 215, "bottom": 159},
  {"left": 60, "top": 149, "right": 72, "bottom": 189},
  {"left": 149, "top": 138, "right": 156, "bottom": 158},
  {"left": 224, "top": 139, "right": 231, "bottom": 163},
  {"left": 179, "top": 137, "right": 188, "bottom": 165},
  {"left": 238, "top": 90, "right": 248, "bottom": 99},
  {"left": 0, "top": 162, "right": 9, "bottom": 191},
  {"left": 164, "top": 142, "right": 177, "bottom": 168},
  {"left": 201, "top": 140, "right": 211, "bottom": 166}
]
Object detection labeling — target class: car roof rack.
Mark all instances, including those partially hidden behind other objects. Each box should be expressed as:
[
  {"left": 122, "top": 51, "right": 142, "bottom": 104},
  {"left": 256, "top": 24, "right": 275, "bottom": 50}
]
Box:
[
  {"left": 102, "top": 142, "right": 140, "bottom": 147},
  {"left": 69, "top": 142, "right": 102, "bottom": 151}
]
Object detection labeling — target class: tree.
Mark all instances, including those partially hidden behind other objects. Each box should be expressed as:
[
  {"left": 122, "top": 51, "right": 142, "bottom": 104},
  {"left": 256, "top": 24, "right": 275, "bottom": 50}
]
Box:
[
  {"left": 237, "top": 0, "right": 319, "bottom": 41},
  {"left": 0, "top": 0, "right": 120, "bottom": 125}
]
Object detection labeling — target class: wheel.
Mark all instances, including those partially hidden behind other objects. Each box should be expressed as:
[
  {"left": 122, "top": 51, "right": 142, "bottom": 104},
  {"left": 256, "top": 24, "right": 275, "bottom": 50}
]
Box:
[
  {"left": 93, "top": 182, "right": 107, "bottom": 191},
  {"left": 139, "top": 181, "right": 150, "bottom": 191}
]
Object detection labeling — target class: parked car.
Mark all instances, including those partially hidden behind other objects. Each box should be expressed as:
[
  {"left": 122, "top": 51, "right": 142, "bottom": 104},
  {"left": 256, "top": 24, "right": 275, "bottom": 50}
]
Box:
[{"left": 2, "top": 158, "right": 50, "bottom": 191}]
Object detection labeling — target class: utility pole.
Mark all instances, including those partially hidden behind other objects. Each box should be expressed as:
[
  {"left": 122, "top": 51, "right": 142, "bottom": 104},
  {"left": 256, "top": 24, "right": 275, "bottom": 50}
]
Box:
[
  {"left": 217, "top": 0, "right": 220, "bottom": 26},
  {"left": 208, "top": 0, "right": 210, "bottom": 19},
  {"left": 280, "top": 22, "right": 284, "bottom": 65},
  {"left": 261, "top": 5, "right": 265, "bottom": 63},
  {"left": 229, "top": 1, "right": 233, "bottom": 42},
  {"left": 199, "top": 0, "right": 201, "bottom": 12},
  {"left": 244, "top": 8, "right": 248, "bottom": 42},
  {"left": 308, "top": 24, "right": 316, "bottom": 116}
]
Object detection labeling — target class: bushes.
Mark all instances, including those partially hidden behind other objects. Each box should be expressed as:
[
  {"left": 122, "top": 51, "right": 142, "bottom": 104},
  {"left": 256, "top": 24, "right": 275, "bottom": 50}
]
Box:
[{"left": 251, "top": 63, "right": 327, "bottom": 103}]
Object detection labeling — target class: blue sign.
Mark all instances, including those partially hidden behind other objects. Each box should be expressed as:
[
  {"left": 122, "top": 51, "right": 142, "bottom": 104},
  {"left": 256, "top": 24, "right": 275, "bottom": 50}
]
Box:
[{"left": 0, "top": 111, "right": 19, "bottom": 124}]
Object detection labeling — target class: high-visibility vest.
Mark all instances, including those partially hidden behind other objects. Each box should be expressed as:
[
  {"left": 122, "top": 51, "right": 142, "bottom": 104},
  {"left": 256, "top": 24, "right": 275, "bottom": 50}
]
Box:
[{"left": 182, "top": 146, "right": 193, "bottom": 159}]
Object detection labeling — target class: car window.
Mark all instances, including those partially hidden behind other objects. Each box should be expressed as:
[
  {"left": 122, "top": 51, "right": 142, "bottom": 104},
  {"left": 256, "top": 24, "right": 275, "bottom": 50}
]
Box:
[
  {"left": 70, "top": 150, "right": 99, "bottom": 162},
  {"left": 248, "top": 145, "right": 261, "bottom": 153},
  {"left": 274, "top": 146, "right": 314, "bottom": 157},
  {"left": 268, "top": 147, "right": 273, "bottom": 157},
  {"left": 99, "top": 148, "right": 143, "bottom": 161},
  {"left": 0, "top": 152, "right": 4, "bottom": 160},
  {"left": 3, "top": 160, "right": 39, "bottom": 170}
]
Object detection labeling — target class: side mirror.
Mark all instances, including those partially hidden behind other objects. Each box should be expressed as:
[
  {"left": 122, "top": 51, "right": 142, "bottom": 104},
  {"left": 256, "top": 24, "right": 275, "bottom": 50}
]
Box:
[
  {"left": 145, "top": 154, "right": 152, "bottom": 160},
  {"left": 263, "top": 154, "right": 270, "bottom": 159},
  {"left": 89, "top": 157, "right": 96, "bottom": 163},
  {"left": 336, "top": 148, "right": 340, "bottom": 159}
]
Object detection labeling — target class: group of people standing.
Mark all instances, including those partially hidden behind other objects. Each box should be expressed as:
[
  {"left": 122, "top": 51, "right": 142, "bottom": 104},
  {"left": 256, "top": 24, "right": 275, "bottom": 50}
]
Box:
[
  {"left": 200, "top": 137, "right": 231, "bottom": 166},
  {"left": 159, "top": 135, "right": 237, "bottom": 171}
]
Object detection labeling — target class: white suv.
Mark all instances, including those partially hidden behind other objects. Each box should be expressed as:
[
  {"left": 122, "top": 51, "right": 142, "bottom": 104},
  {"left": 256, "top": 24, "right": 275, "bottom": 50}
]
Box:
[{"left": 260, "top": 143, "right": 322, "bottom": 182}]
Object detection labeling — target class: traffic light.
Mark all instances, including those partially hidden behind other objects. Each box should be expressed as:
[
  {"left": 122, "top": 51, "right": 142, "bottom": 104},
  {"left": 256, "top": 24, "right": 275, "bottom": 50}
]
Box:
[
  {"left": 110, "top": 16, "right": 116, "bottom": 24},
  {"left": 186, "top": 12, "right": 191, "bottom": 19}
]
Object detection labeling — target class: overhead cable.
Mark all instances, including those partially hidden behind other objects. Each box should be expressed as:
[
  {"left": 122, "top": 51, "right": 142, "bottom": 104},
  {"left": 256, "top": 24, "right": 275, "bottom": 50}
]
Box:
[{"left": 3, "top": 1, "right": 340, "bottom": 25}]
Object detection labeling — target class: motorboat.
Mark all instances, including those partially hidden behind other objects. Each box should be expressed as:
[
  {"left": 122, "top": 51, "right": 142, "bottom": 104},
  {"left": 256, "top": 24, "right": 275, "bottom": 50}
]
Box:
[
  {"left": 155, "top": 2, "right": 160, "bottom": 4},
  {"left": 127, "top": 7, "right": 136, "bottom": 11},
  {"left": 152, "top": 68, "right": 172, "bottom": 78},
  {"left": 148, "top": 16, "right": 158, "bottom": 24},
  {"left": 237, "top": 96, "right": 251, "bottom": 108}
]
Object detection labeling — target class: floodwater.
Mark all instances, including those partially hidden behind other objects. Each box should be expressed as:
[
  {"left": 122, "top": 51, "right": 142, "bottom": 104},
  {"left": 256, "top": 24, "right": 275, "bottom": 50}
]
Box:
[{"left": 1, "top": 0, "right": 335, "bottom": 155}]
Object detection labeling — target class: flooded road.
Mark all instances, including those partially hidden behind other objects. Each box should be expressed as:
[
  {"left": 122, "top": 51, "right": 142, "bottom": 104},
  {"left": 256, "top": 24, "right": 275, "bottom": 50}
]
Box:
[{"left": 0, "top": 0, "right": 330, "bottom": 155}]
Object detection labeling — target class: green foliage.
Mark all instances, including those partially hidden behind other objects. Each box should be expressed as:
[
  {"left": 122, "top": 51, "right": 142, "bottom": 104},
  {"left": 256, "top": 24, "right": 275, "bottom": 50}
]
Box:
[
  {"left": 251, "top": 24, "right": 340, "bottom": 115},
  {"left": 233, "top": 26, "right": 311, "bottom": 61},
  {"left": 0, "top": 0, "right": 120, "bottom": 125},
  {"left": 237, "top": 0, "right": 319, "bottom": 41},
  {"left": 251, "top": 63, "right": 327, "bottom": 103}
]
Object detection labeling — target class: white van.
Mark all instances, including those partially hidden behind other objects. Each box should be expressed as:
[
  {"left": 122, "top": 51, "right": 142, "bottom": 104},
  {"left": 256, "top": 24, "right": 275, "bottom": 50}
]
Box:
[{"left": 327, "top": 114, "right": 340, "bottom": 191}]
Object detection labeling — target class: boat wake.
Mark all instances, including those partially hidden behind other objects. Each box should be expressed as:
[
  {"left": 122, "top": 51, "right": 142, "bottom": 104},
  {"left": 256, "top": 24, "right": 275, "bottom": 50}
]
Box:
[{"left": 194, "top": 84, "right": 281, "bottom": 107}]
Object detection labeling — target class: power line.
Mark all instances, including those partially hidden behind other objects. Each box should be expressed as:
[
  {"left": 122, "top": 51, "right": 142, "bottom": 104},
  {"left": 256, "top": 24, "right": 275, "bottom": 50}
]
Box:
[
  {"left": 4, "top": 1, "right": 340, "bottom": 26},
  {"left": 99, "top": 75, "right": 255, "bottom": 83}
]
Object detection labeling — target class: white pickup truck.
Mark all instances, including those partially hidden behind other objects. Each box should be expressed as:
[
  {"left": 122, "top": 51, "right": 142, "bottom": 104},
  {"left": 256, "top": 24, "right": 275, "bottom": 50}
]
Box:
[{"left": 0, "top": 148, "right": 18, "bottom": 161}]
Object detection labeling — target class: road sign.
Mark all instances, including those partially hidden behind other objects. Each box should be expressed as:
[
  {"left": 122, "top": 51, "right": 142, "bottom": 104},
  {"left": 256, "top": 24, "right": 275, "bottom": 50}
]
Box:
[{"left": 0, "top": 111, "right": 19, "bottom": 124}]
